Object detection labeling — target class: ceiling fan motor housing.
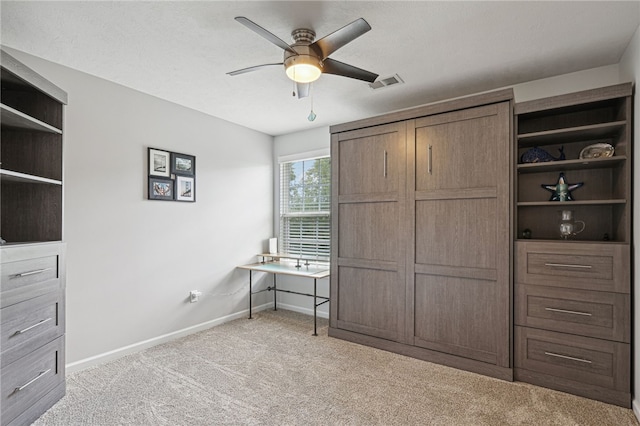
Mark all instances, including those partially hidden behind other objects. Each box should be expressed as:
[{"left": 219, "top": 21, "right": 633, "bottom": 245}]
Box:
[{"left": 284, "top": 29, "right": 324, "bottom": 82}]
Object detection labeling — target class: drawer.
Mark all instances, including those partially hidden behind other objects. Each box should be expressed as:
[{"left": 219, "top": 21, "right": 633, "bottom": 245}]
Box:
[
  {"left": 515, "top": 284, "right": 629, "bottom": 342},
  {"left": 516, "top": 241, "right": 629, "bottom": 293},
  {"left": 1, "top": 336, "right": 65, "bottom": 426},
  {"left": 1, "top": 244, "right": 64, "bottom": 308},
  {"left": 515, "top": 326, "right": 629, "bottom": 392},
  {"left": 1, "top": 291, "right": 65, "bottom": 367}
]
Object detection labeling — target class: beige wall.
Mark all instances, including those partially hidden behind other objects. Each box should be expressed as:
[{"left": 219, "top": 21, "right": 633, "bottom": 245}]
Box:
[{"left": 6, "top": 48, "right": 275, "bottom": 371}]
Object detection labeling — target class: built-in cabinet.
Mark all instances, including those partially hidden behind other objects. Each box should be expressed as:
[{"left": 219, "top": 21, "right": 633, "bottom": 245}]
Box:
[
  {"left": 331, "top": 122, "right": 407, "bottom": 342},
  {"left": 330, "top": 89, "right": 514, "bottom": 380},
  {"left": 513, "top": 84, "right": 632, "bottom": 407},
  {"left": 408, "top": 103, "right": 511, "bottom": 369},
  {"left": 330, "top": 83, "right": 633, "bottom": 407},
  {"left": 1, "top": 50, "right": 67, "bottom": 425}
]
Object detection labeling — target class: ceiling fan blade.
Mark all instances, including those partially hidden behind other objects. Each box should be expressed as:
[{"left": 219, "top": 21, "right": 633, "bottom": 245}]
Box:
[
  {"left": 296, "top": 83, "right": 310, "bottom": 99},
  {"left": 322, "top": 58, "right": 378, "bottom": 83},
  {"left": 235, "top": 17, "right": 298, "bottom": 56},
  {"left": 311, "top": 18, "right": 372, "bottom": 59},
  {"left": 227, "top": 63, "right": 283, "bottom": 76}
]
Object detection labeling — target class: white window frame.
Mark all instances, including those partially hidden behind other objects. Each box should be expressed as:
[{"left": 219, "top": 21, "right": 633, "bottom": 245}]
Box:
[{"left": 277, "top": 149, "right": 330, "bottom": 261}]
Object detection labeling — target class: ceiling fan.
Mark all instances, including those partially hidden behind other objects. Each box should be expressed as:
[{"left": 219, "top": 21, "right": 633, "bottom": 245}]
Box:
[{"left": 227, "top": 16, "right": 379, "bottom": 99}]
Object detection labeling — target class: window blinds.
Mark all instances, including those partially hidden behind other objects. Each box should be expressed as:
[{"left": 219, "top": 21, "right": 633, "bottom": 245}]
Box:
[{"left": 279, "top": 157, "right": 331, "bottom": 260}]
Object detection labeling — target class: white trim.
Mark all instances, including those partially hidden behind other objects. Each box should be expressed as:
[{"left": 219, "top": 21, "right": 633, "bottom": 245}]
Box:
[
  {"left": 278, "top": 148, "right": 329, "bottom": 163},
  {"left": 633, "top": 399, "right": 640, "bottom": 423},
  {"left": 276, "top": 302, "right": 329, "bottom": 319},
  {"left": 66, "top": 303, "right": 273, "bottom": 373}
]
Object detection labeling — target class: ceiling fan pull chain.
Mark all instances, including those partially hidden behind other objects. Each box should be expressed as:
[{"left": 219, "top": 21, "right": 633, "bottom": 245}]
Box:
[{"left": 308, "top": 84, "right": 317, "bottom": 121}]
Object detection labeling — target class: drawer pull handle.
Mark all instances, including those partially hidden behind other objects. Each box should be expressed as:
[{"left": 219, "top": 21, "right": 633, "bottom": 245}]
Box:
[
  {"left": 383, "top": 150, "right": 388, "bottom": 178},
  {"left": 544, "top": 351, "right": 592, "bottom": 364},
  {"left": 15, "top": 369, "right": 51, "bottom": 393},
  {"left": 14, "top": 317, "right": 53, "bottom": 336},
  {"left": 428, "top": 144, "right": 433, "bottom": 175},
  {"left": 14, "top": 267, "right": 52, "bottom": 278},
  {"left": 544, "top": 263, "right": 592, "bottom": 270},
  {"left": 545, "top": 307, "right": 592, "bottom": 316}
]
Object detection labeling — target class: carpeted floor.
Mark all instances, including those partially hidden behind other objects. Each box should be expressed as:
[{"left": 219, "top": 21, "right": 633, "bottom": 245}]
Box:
[{"left": 34, "top": 309, "right": 637, "bottom": 425}]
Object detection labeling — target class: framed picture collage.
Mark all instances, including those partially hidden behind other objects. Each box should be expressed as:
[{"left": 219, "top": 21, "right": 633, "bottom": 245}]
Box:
[{"left": 148, "top": 147, "right": 196, "bottom": 202}]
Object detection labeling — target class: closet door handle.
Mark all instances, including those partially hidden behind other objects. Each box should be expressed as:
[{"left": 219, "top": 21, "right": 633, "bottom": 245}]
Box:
[
  {"left": 14, "top": 369, "right": 51, "bottom": 393},
  {"left": 428, "top": 144, "right": 433, "bottom": 175},
  {"left": 544, "top": 263, "right": 592, "bottom": 269},
  {"left": 545, "top": 307, "right": 592, "bottom": 316},
  {"left": 13, "top": 317, "right": 53, "bottom": 336},
  {"left": 544, "top": 352, "right": 592, "bottom": 364},
  {"left": 15, "top": 267, "right": 52, "bottom": 278},
  {"left": 383, "top": 150, "right": 388, "bottom": 177}
]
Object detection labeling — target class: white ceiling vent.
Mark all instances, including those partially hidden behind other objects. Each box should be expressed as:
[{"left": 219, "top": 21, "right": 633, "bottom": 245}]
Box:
[{"left": 369, "top": 74, "right": 404, "bottom": 90}]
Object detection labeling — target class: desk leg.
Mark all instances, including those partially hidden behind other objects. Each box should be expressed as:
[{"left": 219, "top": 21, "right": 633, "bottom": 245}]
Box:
[
  {"left": 273, "top": 274, "right": 277, "bottom": 311},
  {"left": 313, "top": 278, "right": 318, "bottom": 336},
  {"left": 248, "top": 270, "right": 253, "bottom": 319}
]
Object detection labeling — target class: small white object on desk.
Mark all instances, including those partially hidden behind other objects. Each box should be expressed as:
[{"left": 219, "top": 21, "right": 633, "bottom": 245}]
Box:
[{"left": 269, "top": 238, "right": 278, "bottom": 254}]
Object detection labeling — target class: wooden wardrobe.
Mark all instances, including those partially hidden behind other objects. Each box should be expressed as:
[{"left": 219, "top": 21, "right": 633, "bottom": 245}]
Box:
[{"left": 329, "top": 89, "right": 514, "bottom": 380}]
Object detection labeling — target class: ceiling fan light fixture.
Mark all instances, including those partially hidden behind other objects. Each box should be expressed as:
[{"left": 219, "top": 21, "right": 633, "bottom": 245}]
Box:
[{"left": 285, "top": 56, "right": 322, "bottom": 83}]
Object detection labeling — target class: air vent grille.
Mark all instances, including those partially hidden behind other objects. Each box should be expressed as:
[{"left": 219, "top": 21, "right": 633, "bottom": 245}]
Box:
[{"left": 369, "top": 74, "right": 404, "bottom": 90}]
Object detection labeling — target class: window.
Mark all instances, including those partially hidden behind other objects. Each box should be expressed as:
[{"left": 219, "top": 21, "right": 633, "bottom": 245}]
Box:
[{"left": 279, "top": 156, "right": 330, "bottom": 259}]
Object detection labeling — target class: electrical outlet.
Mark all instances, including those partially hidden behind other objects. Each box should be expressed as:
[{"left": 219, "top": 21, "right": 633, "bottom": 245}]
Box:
[{"left": 190, "top": 290, "right": 201, "bottom": 303}]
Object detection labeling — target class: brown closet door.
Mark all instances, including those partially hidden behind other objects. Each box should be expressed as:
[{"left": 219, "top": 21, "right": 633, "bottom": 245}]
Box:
[
  {"left": 331, "top": 122, "right": 407, "bottom": 342},
  {"left": 407, "top": 102, "right": 511, "bottom": 367}
]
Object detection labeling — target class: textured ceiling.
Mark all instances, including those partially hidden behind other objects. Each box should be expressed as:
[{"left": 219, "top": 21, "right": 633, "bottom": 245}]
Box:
[{"left": 1, "top": 1, "right": 639, "bottom": 136}]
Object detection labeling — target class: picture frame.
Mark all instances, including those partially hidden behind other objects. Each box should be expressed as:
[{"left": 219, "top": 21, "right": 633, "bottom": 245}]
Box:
[
  {"left": 148, "top": 177, "right": 174, "bottom": 201},
  {"left": 148, "top": 148, "right": 171, "bottom": 177},
  {"left": 175, "top": 175, "right": 195, "bottom": 202},
  {"left": 171, "top": 152, "right": 196, "bottom": 176}
]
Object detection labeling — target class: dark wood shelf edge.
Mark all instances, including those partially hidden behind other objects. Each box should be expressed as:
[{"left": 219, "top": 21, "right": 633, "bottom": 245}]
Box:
[
  {"left": 0, "top": 240, "right": 64, "bottom": 247},
  {"left": 0, "top": 169, "right": 62, "bottom": 185},
  {"left": 1, "top": 103, "right": 63, "bottom": 134},
  {"left": 514, "top": 83, "right": 633, "bottom": 115},
  {"left": 517, "top": 200, "right": 626, "bottom": 207},
  {"left": 517, "top": 120, "right": 625, "bottom": 141},
  {"left": 515, "top": 239, "right": 629, "bottom": 245},
  {"left": 517, "top": 156, "right": 626, "bottom": 173},
  {"left": 1, "top": 50, "right": 68, "bottom": 104}
]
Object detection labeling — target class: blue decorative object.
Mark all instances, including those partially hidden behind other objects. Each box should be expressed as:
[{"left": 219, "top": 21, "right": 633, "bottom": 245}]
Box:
[
  {"left": 541, "top": 172, "right": 583, "bottom": 201},
  {"left": 520, "top": 146, "right": 565, "bottom": 163}
]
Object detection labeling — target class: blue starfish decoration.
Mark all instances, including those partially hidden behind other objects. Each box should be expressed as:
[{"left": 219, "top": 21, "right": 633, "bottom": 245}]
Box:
[{"left": 541, "top": 172, "right": 583, "bottom": 201}]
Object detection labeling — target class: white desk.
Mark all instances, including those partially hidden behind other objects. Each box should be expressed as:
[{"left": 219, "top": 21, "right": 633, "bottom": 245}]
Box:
[{"left": 238, "top": 255, "right": 330, "bottom": 335}]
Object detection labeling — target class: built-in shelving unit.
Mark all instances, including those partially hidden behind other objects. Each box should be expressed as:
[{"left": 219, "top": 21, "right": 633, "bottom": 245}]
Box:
[
  {"left": 514, "top": 83, "right": 633, "bottom": 408},
  {"left": 1, "top": 50, "right": 66, "bottom": 244},
  {"left": 515, "top": 84, "right": 631, "bottom": 243},
  {"left": 1, "top": 50, "right": 68, "bottom": 426}
]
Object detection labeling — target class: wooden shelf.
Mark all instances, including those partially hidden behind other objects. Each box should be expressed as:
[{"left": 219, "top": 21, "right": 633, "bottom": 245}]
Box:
[
  {"left": 515, "top": 238, "right": 627, "bottom": 244},
  {"left": 0, "top": 169, "right": 62, "bottom": 185},
  {"left": 257, "top": 253, "right": 330, "bottom": 264},
  {"left": 517, "top": 156, "right": 626, "bottom": 173},
  {"left": 517, "top": 121, "right": 625, "bottom": 148},
  {"left": 1, "top": 103, "right": 63, "bottom": 134},
  {"left": 517, "top": 199, "right": 626, "bottom": 207}
]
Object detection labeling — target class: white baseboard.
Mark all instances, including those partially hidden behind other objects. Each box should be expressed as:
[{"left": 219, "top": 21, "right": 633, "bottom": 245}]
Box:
[
  {"left": 633, "top": 399, "right": 640, "bottom": 423},
  {"left": 66, "top": 303, "right": 273, "bottom": 373},
  {"left": 276, "top": 302, "right": 329, "bottom": 319}
]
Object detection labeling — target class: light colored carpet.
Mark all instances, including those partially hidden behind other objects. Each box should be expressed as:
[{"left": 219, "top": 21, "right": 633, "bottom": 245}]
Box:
[{"left": 34, "top": 309, "right": 637, "bottom": 425}]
